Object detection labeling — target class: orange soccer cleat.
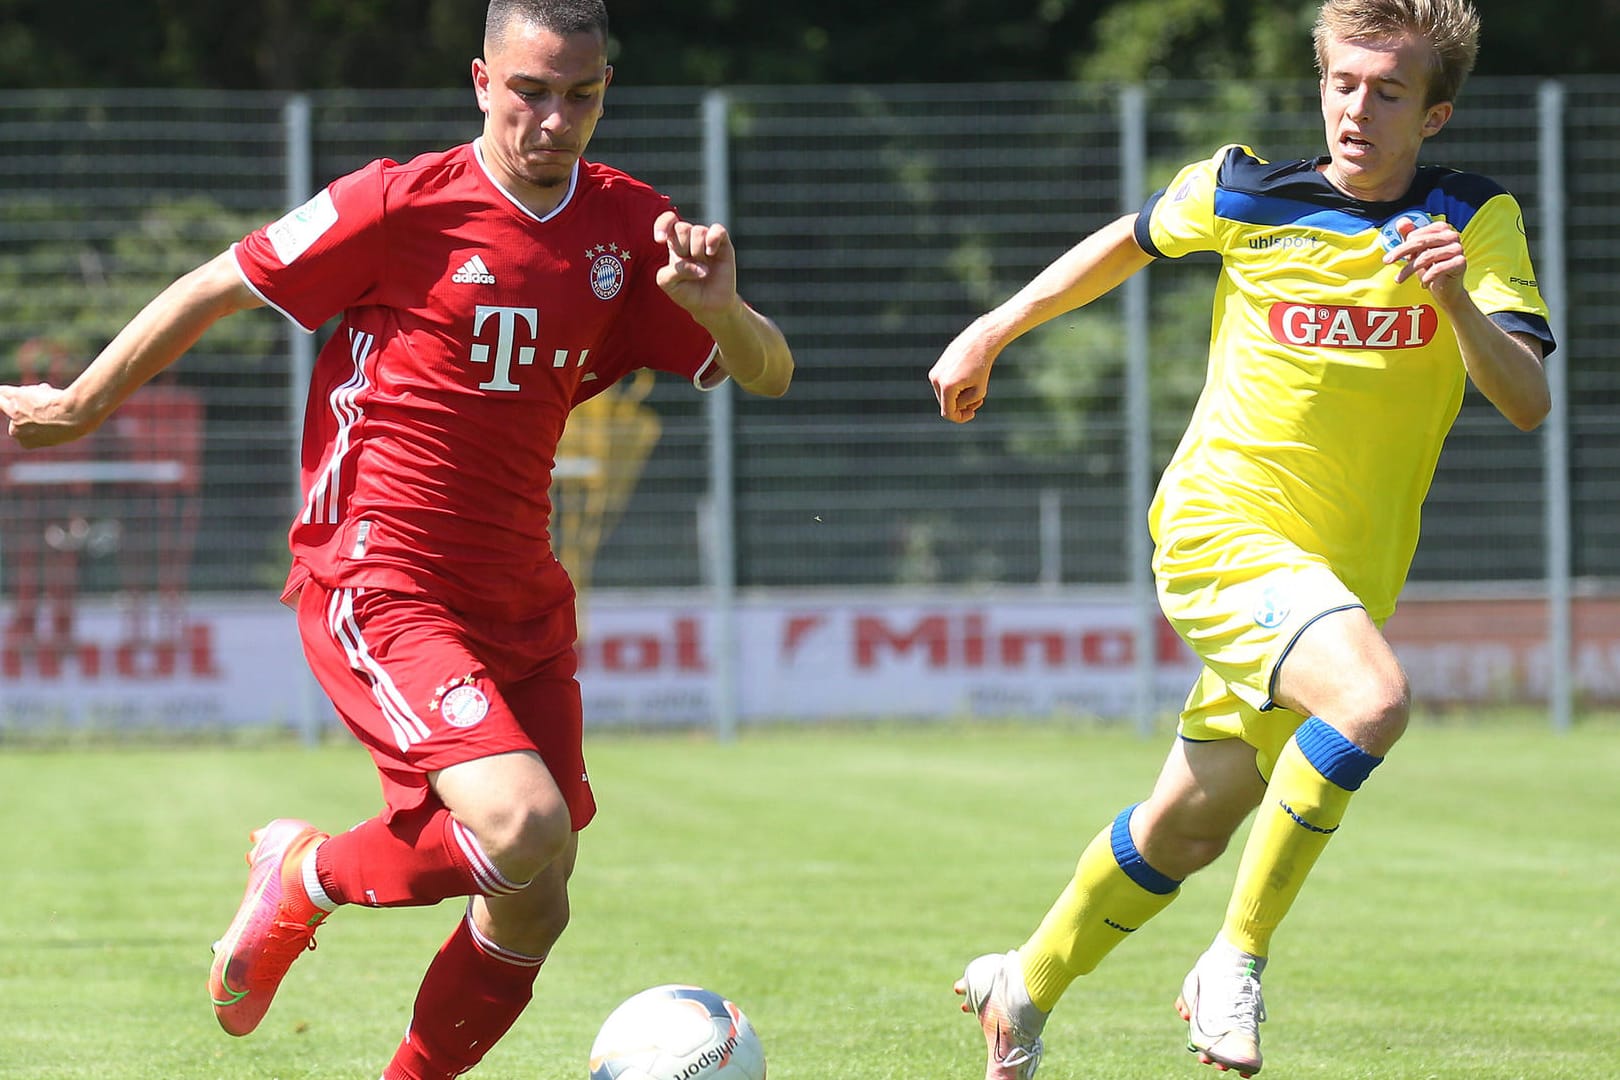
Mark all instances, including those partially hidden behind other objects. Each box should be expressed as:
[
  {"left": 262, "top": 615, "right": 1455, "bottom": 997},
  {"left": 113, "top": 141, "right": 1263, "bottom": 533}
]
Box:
[{"left": 208, "top": 818, "right": 331, "bottom": 1036}]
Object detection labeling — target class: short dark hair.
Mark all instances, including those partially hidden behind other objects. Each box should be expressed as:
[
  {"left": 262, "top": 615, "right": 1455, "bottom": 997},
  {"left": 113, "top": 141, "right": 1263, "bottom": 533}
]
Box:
[{"left": 485, "top": 0, "right": 609, "bottom": 50}]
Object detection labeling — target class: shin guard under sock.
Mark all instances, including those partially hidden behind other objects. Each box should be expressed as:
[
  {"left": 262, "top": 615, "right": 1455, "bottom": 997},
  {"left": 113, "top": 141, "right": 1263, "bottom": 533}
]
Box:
[
  {"left": 381, "top": 908, "right": 544, "bottom": 1080},
  {"left": 1222, "top": 717, "right": 1382, "bottom": 956},
  {"left": 1020, "top": 804, "right": 1182, "bottom": 1011},
  {"left": 315, "top": 807, "right": 528, "bottom": 908}
]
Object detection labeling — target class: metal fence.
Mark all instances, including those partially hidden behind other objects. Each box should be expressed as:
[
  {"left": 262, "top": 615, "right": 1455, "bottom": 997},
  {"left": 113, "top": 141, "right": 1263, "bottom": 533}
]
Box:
[{"left": 0, "top": 78, "right": 1611, "bottom": 607}]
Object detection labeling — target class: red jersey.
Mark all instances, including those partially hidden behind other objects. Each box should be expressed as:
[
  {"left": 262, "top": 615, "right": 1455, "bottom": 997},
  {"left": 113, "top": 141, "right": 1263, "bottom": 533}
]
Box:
[{"left": 233, "top": 142, "right": 718, "bottom": 620}]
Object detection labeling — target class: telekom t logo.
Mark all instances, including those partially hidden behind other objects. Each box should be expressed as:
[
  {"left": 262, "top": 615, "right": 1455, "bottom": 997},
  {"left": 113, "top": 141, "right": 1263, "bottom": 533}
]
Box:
[
  {"left": 470, "top": 305, "right": 538, "bottom": 391},
  {"left": 469, "top": 305, "right": 591, "bottom": 391}
]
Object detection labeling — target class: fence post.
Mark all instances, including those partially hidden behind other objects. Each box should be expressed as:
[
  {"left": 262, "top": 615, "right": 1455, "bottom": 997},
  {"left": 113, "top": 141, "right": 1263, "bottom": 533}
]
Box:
[
  {"left": 701, "top": 88, "right": 740, "bottom": 743},
  {"left": 1538, "top": 80, "right": 1573, "bottom": 733},
  {"left": 282, "top": 93, "right": 325, "bottom": 747},
  {"left": 1120, "top": 85, "right": 1156, "bottom": 736},
  {"left": 1038, "top": 488, "right": 1062, "bottom": 588}
]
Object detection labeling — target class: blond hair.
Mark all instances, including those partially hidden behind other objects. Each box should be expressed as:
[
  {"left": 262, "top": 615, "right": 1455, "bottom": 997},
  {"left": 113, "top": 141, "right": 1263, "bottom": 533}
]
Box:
[{"left": 1313, "top": 0, "right": 1481, "bottom": 106}]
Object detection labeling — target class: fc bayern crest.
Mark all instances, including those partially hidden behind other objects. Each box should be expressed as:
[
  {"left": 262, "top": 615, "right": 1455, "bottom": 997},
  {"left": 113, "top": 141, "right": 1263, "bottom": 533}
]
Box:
[
  {"left": 587, "top": 243, "right": 627, "bottom": 300},
  {"left": 439, "top": 684, "right": 489, "bottom": 728}
]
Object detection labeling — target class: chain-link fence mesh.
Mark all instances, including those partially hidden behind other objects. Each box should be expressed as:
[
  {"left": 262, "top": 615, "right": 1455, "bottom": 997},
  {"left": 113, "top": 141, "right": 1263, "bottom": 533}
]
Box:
[{"left": 0, "top": 79, "right": 1609, "bottom": 610}]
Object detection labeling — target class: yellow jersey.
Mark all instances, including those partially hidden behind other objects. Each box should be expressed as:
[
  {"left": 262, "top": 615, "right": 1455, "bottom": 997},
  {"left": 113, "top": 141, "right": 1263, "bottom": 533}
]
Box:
[{"left": 1137, "top": 144, "right": 1553, "bottom": 621}]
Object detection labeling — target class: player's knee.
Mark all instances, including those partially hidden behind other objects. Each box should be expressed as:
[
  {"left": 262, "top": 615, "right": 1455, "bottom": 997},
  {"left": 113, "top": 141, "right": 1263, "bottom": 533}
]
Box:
[
  {"left": 465, "top": 797, "right": 573, "bottom": 883},
  {"left": 1135, "top": 809, "right": 1235, "bottom": 879},
  {"left": 505, "top": 887, "right": 571, "bottom": 955},
  {"left": 503, "top": 801, "right": 573, "bottom": 881},
  {"left": 524, "top": 885, "right": 570, "bottom": 948},
  {"left": 482, "top": 873, "right": 572, "bottom": 958},
  {"left": 1163, "top": 832, "right": 1232, "bottom": 878},
  {"left": 1338, "top": 669, "right": 1410, "bottom": 756}
]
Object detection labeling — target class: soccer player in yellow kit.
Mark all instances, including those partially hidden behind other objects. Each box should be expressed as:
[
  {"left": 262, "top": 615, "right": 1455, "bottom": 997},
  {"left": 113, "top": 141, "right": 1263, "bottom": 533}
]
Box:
[{"left": 928, "top": 0, "right": 1553, "bottom": 1076}]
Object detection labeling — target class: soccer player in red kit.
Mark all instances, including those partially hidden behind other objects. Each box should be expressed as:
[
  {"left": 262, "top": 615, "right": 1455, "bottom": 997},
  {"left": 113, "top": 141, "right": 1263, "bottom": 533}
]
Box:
[{"left": 0, "top": 1, "right": 793, "bottom": 1076}]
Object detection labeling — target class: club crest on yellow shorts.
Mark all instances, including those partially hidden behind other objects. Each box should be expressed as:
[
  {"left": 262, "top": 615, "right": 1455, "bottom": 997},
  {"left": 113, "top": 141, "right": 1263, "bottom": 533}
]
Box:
[{"left": 1155, "top": 533, "right": 1365, "bottom": 777}]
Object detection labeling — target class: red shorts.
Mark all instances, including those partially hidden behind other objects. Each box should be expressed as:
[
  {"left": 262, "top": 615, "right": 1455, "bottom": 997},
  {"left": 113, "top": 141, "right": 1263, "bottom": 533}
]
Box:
[{"left": 296, "top": 581, "right": 596, "bottom": 831}]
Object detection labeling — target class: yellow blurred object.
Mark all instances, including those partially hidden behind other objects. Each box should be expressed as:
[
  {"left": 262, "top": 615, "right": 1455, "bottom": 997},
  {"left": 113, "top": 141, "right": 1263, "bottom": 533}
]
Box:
[{"left": 553, "top": 369, "right": 662, "bottom": 641}]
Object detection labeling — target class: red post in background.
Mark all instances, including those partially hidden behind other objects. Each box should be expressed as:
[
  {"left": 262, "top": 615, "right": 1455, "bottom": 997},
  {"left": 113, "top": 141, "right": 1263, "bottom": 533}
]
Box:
[{"left": 1, "top": 338, "right": 214, "bottom": 683}]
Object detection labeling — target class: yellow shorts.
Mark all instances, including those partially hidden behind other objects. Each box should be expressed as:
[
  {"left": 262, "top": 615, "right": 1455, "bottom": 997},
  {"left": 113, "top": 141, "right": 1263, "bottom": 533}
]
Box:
[{"left": 1154, "top": 526, "right": 1365, "bottom": 779}]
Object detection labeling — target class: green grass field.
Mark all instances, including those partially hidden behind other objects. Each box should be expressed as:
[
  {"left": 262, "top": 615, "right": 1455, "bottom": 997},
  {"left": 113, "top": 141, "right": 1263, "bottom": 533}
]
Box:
[{"left": 1, "top": 721, "right": 1616, "bottom": 1080}]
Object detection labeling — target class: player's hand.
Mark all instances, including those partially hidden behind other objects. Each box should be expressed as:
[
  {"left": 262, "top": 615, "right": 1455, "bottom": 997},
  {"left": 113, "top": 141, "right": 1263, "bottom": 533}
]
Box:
[
  {"left": 653, "top": 210, "right": 739, "bottom": 319},
  {"left": 929, "top": 324, "right": 1001, "bottom": 423},
  {"left": 0, "top": 382, "right": 93, "bottom": 448},
  {"left": 1383, "top": 216, "right": 1468, "bottom": 305}
]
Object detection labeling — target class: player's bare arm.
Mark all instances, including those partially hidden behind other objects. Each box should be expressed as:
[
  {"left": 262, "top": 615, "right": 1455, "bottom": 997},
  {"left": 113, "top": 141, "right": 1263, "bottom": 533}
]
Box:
[
  {"left": 1451, "top": 311, "right": 1549, "bottom": 430},
  {"left": 929, "top": 213, "right": 1152, "bottom": 423},
  {"left": 1383, "top": 217, "right": 1550, "bottom": 430},
  {"left": 0, "top": 249, "right": 261, "bottom": 448},
  {"left": 652, "top": 209, "right": 793, "bottom": 398}
]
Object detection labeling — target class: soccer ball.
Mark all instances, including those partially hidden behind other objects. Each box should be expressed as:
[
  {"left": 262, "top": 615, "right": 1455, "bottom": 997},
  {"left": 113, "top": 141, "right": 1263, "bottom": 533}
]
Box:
[{"left": 588, "top": 984, "right": 766, "bottom": 1080}]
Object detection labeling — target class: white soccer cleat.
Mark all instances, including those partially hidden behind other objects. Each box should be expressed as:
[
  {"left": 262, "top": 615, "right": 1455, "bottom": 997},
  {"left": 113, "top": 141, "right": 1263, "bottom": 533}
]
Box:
[
  {"left": 955, "top": 950, "right": 1046, "bottom": 1080},
  {"left": 1175, "top": 952, "right": 1266, "bottom": 1077}
]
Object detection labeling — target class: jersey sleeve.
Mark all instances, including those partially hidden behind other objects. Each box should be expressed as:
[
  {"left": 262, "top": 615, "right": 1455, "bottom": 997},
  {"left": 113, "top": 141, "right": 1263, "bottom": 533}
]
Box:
[
  {"left": 626, "top": 206, "right": 719, "bottom": 381},
  {"left": 574, "top": 203, "right": 719, "bottom": 405},
  {"left": 1462, "top": 192, "right": 1550, "bottom": 322},
  {"left": 1134, "top": 146, "right": 1232, "bottom": 260},
  {"left": 233, "top": 161, "right": 389, "bottom": 332},
  {"left": 573, "top": 294, "right": 717, "bottom": 407}
]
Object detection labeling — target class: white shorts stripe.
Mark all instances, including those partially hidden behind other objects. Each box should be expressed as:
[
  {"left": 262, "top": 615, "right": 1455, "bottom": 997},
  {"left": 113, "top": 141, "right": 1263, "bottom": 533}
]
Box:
[{"left": 325, "top": 587, "right": 432, "bottom": 751}]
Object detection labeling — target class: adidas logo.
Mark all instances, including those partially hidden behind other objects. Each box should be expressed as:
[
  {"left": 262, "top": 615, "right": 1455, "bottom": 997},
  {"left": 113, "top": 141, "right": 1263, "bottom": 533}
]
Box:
[{"left": 451, "top": 254, "right": 496, "bottom": 285}]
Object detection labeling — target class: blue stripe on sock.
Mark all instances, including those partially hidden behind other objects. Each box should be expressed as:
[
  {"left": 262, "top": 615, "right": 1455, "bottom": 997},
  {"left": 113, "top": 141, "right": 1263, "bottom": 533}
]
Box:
[
  {"left": 1110, "top": 804, "right": 1181, "bottom": 896},
  {"left": 1294, "top": 716, "right": 1383, "bottom": 791}
]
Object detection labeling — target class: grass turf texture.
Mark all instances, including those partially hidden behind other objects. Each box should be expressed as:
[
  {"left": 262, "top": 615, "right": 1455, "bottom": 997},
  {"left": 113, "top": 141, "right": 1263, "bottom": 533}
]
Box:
[{"left": 0, "top": 721, "right": 1616, "bottom": 1079}]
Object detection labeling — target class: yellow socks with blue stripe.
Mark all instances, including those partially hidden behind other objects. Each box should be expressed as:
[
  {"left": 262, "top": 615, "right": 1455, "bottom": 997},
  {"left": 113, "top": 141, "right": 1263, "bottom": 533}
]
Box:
[
  {"left": 1019, "top": 805, "right": 1182, "bottom": 1012},
  {"left": 1222, "top": 716, "right": 1383, "bottom": 957}
]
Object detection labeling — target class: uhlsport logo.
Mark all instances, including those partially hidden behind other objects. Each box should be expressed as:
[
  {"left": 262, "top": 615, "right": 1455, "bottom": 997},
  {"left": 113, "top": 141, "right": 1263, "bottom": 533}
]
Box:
[
  {"left": 587, "top": 243, "right": 628, "bottom": 300},
  {"left": 1269, "top": 302, "right": 1437, "bottom": 349},
  {"left": 1249, "top": 233, "right": 1323, "bottom": 250},
  {"left": 452, "top": 254, "right": 497, "bottom": 285}
]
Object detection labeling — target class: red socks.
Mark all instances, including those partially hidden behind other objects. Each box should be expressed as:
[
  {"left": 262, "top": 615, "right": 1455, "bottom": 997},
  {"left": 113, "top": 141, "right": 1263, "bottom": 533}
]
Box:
[
  {"left": 307, "top": 807, "right": 544, "bottom": 1079},
  {"left": 380, "top": 911, "right": 545, "bottom": 1080},
  {"left": 314, "top": 806, "right": 527, "bottom": 908}
]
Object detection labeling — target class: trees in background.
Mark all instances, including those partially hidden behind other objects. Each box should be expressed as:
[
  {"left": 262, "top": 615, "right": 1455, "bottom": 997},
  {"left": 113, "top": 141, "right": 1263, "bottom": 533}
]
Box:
[{"left": 1, "top": 0, "right": 1612, "bottom": 90}]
